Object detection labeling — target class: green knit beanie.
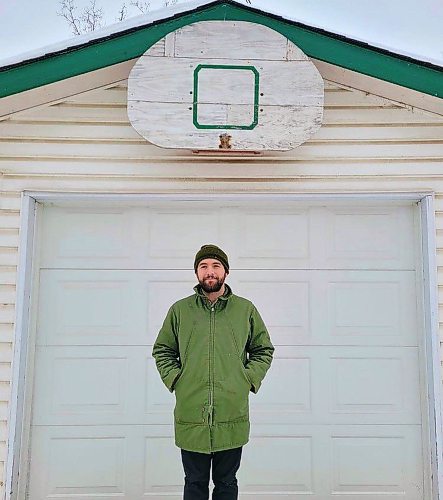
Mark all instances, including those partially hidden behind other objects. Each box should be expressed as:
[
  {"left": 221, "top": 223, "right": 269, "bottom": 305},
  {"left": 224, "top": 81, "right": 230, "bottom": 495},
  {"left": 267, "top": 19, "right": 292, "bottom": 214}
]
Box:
[{"left": 194, "top": 244, "right": 229, "bottom": 272}]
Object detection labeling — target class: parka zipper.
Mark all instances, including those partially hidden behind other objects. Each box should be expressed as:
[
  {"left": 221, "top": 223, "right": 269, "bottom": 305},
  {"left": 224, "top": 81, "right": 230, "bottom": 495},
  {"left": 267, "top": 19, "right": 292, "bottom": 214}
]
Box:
[{"left": 208, "top": 305, "right": 215, "bottom": 428}]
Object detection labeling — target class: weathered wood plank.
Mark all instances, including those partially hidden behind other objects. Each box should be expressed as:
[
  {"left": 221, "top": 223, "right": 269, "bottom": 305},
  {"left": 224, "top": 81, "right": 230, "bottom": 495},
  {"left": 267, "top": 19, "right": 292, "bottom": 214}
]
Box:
[
  {"left": 173, "top": 21, "right": 306, "bottom": 60},
  {"left": 129, "top": 58, "right": 324, "bottom": 107},
  {"left": 164, "top": 32, "right": 175, "bottom": 57},
  {"left": 286, "top": 39, "right": 309, "bottom": 61},
  {"left": 128, "top": 101, "right": 323, "bottom": 150},
  {"left": 128, "top": 20, "right": 322, "bottom": 150},
  {"left": 145, "top": 38, "right": 165, "bottom": 57}
]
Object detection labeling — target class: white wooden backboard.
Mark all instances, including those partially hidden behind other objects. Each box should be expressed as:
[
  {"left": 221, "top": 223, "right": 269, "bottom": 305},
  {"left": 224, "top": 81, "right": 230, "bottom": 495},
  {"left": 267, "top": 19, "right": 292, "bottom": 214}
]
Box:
[{"left": 128, "top": 21, "right": 324, "bottom": 151}]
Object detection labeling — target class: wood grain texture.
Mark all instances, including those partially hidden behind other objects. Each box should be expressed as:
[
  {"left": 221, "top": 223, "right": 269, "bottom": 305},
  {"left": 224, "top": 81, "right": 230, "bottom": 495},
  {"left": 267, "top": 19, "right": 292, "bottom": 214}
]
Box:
[
  {"left": 129, "top": 58, "right": 324, "bottom": 106},
  {"left": 128, "top": 101, "right": 323, "bottom": 150},
  {"left": 174, "top": 21, "right": 308, "bottom": 61},
  {"left": 127, "top": 20, "right": 324, "bottom": 151}
]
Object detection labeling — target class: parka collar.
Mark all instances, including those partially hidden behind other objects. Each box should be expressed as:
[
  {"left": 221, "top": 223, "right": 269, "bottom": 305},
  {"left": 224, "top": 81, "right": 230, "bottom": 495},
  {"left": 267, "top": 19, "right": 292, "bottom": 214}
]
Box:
[{"left": 193, "top": 283, "right": 233, "bottom": 307}]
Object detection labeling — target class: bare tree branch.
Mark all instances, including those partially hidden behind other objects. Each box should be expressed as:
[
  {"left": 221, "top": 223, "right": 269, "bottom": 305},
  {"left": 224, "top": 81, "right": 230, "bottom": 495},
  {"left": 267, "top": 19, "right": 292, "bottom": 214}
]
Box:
[
  {"left": 130, "top": 0, "right": 150, "bottom": 13},
  {"left": 60, "top": 0, "right": 245, "bottom": 36},
  {"left": 58, "top": 0, "right": 105, "bottom": 34},
  {"left": 80, "top": 0, "right": 104, "bottom": 32},
  {"left": 57, "top": 0, "right": 82, "bottom": 36},
  {"left": 117, "top": 3, "right": 128, "bottom": 21}
]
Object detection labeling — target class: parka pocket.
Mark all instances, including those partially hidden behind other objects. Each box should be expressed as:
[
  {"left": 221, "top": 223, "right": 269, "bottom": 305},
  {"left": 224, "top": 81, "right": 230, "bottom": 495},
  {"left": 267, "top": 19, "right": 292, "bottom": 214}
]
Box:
[
  {"left": 227, "top": 325, "right": 252, "bottom": 389},
  {"left": 240, "top": 362, "right": 252, "bottom": 388},
  {"left": 172, "top": 368, "right": 183, "bottom": 391},
  {"left": 180, "top": 323, "right": 197, "bottom": 365}
]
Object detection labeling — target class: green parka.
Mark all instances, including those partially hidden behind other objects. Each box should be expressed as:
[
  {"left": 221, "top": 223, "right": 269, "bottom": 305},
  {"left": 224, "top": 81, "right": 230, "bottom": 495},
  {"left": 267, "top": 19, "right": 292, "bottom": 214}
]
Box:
[{"left": 152, "top": 284, "right": 274, "bottom": 453}]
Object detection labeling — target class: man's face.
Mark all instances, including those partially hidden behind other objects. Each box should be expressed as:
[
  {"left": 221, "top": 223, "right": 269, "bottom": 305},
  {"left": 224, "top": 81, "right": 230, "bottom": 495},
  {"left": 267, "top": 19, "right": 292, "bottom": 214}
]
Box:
[{"left": 196, "top": 258, "right": 228, "bottom": 293}]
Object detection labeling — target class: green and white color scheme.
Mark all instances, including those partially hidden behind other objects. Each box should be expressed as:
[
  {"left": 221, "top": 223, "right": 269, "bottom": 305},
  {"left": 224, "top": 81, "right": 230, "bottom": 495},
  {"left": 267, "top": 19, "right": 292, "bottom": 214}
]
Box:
[
  {"left": 0, "top": 1, "right": 443, "bottom": 499},
  {"left": 127, "top": 20, "right": 324, "bottom": 150}
]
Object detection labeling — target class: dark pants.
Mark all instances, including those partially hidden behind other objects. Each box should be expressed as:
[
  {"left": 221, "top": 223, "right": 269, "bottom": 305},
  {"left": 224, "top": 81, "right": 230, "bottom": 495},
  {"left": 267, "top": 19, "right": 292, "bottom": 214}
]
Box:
[{"left": 181, "top": 447, "right": 242, "bottom": 500}]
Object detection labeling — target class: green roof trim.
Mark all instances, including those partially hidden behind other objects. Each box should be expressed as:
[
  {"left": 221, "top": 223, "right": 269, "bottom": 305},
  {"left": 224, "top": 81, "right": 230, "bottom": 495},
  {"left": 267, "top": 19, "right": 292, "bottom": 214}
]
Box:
[{"left": 1, "top": 1, "right": 442, "bottom": 99}]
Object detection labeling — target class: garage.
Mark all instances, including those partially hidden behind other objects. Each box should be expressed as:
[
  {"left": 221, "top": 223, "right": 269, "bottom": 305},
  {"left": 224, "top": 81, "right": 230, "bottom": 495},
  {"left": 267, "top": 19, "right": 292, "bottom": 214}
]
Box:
[
  {"left": 2, "top": 1, "right": 443, "bottom": 498},
  {"left": 22, "top": 197, "right": 428, "bottom": 499}
]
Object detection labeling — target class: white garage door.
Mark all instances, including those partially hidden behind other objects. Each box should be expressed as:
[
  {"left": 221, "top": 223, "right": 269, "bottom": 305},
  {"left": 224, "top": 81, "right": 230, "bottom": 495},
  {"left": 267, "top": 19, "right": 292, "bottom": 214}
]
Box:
[{"left": 25, "top": 199, "right": 429, "bottom": 499}]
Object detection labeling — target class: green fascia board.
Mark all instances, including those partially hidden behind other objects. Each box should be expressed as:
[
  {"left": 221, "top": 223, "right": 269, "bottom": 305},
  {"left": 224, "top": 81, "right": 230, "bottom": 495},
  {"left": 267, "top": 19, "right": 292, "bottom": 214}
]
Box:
[{"left": 1, "top": 1, "right": 442, "bottom": 99}]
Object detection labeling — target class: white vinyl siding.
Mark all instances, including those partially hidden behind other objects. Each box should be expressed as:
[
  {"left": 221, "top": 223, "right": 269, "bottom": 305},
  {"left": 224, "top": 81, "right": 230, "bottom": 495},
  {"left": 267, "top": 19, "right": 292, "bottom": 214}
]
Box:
[{"left": 0, "top": 71, "right": 442, "bottom": 496}]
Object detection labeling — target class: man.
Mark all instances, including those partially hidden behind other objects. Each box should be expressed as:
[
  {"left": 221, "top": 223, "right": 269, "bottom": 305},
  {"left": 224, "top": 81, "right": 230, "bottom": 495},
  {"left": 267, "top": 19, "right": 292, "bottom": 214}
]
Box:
[{"left": 152, "top": 244, "right": 274, "bottom": 500}]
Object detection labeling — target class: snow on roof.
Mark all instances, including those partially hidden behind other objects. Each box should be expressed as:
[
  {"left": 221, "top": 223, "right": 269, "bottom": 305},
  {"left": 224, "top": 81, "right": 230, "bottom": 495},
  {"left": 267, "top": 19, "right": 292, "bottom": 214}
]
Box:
[
  {"left": 0, "top": 0, "right": 441, "bottom": 70},
  {"left": 0, "top": 0, "right": 213, "bottom": 68}
]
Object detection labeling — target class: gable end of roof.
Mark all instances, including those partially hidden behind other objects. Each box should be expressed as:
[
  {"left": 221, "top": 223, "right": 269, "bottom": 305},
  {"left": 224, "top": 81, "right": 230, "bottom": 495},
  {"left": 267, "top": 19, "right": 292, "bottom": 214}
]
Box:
[{"left": 0, "top": 0, "right": 442, "bottom": 100}]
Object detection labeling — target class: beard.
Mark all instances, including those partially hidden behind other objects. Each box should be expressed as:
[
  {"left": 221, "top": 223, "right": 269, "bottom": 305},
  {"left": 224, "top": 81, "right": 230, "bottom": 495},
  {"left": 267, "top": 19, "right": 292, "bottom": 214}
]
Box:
[{"left": 199, "top": 274, "right": 226, "bottom": 293}]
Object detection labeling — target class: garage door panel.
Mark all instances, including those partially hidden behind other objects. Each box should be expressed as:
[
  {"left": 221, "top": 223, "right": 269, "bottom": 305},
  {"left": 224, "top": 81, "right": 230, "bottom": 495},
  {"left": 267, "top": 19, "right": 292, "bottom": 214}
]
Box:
[
  {"left": 41, "top": 203, "right": 225, "bottom": 270},
  {"left": 38, "top": 270, "right": 195, "bottom": 346},
  {"left": 229, "top": 208, "right": 310, "bottom": 267},
  {"left": 239, "top": 435, "right": 314, "bottom": 494},
  {"left": 235, "top": 270, "right": 418, "bottom": 347},
  {"left": 251, "top": 346, "right": 420, "bottom": 425},
  {"left": 28, "top": 424, "right": 423, "bottom": 499},
  {"left": 328, "top": 426, "right": 423, "bottom": 499},
  {"left": 40, "top": 206, "right": 146, "bottom": 269},
  {"left": 242, "top": 425, "right": 423, "bottom": 499},
  {"left": 28, "top": 432, "right": 127, "bottom": 499},
  {"left": 143, "top": 436, "right": 184, "bottom": 496},
  {"left": 145, "top": 357, "right": 176, "bottom": 415},
  {"left": 250, "top": 356, "right": 312, "bottom": 416},
  {"left": 326, "top": 348, "right": 421, "bottom": 421},
  {"left": 318, "top": 205, "right": 415, "bottom": 269},
  {"left": 40, "top": 203, "right": 415, "bottom": 271},
  {"left": 32, "top": 346, "right": 175, "bottom": 425},
  {"left": 147, "top": 207, "right": 223, "bottom": 265},
  {"left": 34, "top": 344, "right": 420, "bottom": 427},
  {"left": 326, "top": 272, "right": 417, "bottom": 343},
  {"left": 236, "top": 278, "right": 310, "bottom": 345},
  {"left": 38, "top": 270, "right": 147, "bottom": 346},
  {"left": 27, "top": 425, "right": 182, "bottom": 500}
]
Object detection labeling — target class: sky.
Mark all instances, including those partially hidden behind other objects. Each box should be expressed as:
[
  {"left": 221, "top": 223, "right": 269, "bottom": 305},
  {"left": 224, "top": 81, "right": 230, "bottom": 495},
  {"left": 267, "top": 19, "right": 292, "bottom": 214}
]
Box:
[{"left": 0, "top": 0, "right": 442, "bottom": 66}]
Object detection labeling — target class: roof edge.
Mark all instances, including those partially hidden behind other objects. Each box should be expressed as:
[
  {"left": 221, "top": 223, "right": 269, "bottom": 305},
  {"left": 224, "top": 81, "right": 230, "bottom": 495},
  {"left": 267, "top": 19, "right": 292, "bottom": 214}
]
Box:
[{"left": 0, "top": 0, "right": 442, "bottom": 99}]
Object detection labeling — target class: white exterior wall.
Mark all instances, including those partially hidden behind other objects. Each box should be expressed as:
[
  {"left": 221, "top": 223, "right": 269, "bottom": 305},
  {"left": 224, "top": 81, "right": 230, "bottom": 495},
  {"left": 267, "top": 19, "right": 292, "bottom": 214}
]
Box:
[{"left": 0, "top": 70, "right": 443, "bottom": 495}]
